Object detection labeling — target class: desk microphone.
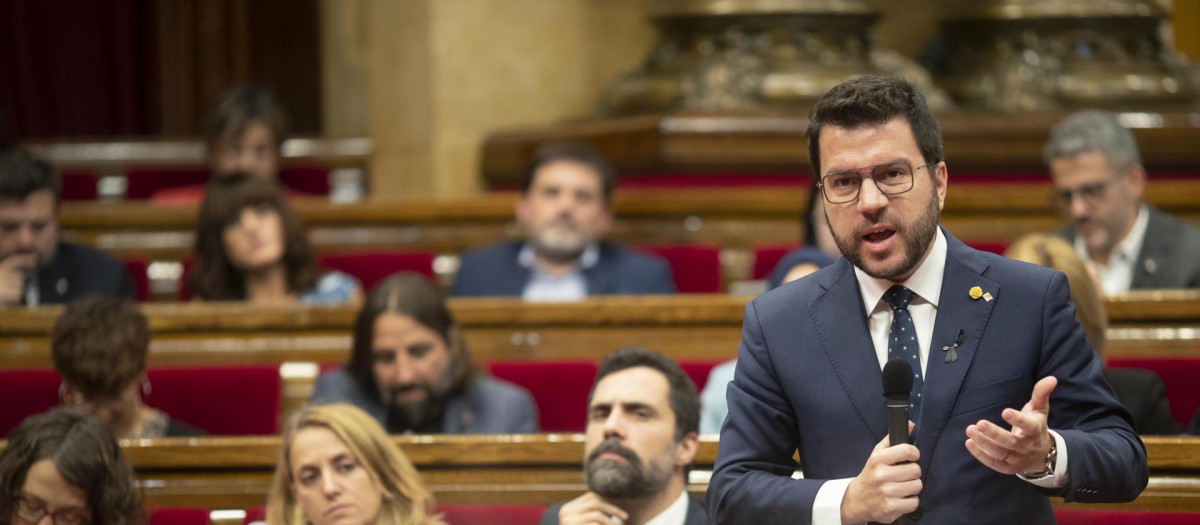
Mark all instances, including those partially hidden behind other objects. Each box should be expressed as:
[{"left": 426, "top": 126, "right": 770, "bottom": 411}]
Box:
[{"left": 883, "top": 358, "right": 913, "bottom": 447}]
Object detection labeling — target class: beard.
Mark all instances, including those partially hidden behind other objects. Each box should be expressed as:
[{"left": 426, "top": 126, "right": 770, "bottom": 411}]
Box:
[
  {"left": 831, "top": 186, "right": 941, "bottom": 281},
  {"left": 584, "top": 440, "right": 672, "bottom": 500},
  {"left": 382, "top": 367, "right": 455, "bottom": 433},
  {"left": 529, "top": 218, "right": 589, "bottom": 264}
]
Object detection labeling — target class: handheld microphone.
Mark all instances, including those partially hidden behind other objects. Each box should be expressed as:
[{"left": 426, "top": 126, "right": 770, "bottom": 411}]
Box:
[{"left": 882, "top": 358, "right": 913, "bottom": 447}]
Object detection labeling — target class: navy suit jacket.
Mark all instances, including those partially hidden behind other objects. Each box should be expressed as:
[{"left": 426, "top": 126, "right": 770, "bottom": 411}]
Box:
[
  {"left": 708, "top": 229, "right": 1146, "bottom": 524},
  {"left": 450, "top": 241, "right": 676, "bottom": 297}
]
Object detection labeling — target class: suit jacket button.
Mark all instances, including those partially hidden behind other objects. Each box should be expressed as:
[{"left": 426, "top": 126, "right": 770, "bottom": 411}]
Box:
[{"left": 908, "top": 508, "right": 924, "bottom": 521}]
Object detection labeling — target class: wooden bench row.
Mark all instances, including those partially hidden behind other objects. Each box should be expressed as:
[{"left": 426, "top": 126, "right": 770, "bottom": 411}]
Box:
[
  {"left": 0, "top": 434, "right": 1195, "bottom": 512},
  {"left": 2, "top": 292, "right": 1197, "bottom": 370}
]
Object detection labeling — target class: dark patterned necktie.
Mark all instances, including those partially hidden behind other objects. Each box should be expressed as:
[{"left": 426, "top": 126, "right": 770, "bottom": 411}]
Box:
[{"left": 883, "top": 285, "right": 923, "bottom": 421}]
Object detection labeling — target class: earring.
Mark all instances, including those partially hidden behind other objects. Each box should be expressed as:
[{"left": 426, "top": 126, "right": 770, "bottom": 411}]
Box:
[{"left": 142, "top": 378, "right": 152, "bottom": 397}]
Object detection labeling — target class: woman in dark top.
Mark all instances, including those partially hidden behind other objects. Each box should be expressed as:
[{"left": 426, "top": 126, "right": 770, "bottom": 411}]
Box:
[{"left": 51, "top": 296, "right": 205, "bottom": 438}]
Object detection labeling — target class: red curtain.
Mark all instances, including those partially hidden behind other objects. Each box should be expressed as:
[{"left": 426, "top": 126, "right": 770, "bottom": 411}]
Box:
[{"left": 0, "top": 0, "right": 147, "bottom": 139}]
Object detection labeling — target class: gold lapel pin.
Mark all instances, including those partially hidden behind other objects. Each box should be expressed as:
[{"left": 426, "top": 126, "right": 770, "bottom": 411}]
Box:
[{"left": 969, "top": 286, "right": 983, "bottom": 300}]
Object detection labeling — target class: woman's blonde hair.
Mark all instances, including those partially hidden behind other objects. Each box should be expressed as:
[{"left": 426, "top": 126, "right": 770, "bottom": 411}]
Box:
[
  {"left": 1004, "top": 233, "right": 1109, "bottom": 357},
  {"left": 265, "top": 403, "right": 445, "bottom": 524}
]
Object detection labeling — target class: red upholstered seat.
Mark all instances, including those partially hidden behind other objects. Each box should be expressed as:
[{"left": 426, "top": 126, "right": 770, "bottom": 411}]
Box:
[
  {"left": 149, "top": 508, "right": 209, "bottom": 525},
  {"left": 279, "top": 165, "right": 332, "bottom": 196},
  {"left": 639, "top": 245, "right": 722, "bottom": 294},
  {"left": 1107, "top": 358, "right": 1200, "bottom": 429},
  {"left": 487, "top": 361, "right": 596, "bottom": 433},
  {"left": 242, "top": 507, "right": 265, "bottom": 524},
  {"left": 123, "top": 258, "right": 149, "bottom": 302},
  {"left": 144, "top": 366, "right": 280, "bottom": 435},
  {"left": 680, "top": 361, "right": 722, "bottom": 392},
  {"left": 318, "top": 252, "right": 437, "bottom": 291},
  {"left": 1054, "top": 509, "right": 1200, "bottom": 524},
  {"left": 0, "top": 370, "right": 61, "bottom": 437},
  {"left": 752, "top": 245, "right": 795, "bottom": 281},
  {"left": 125, "top": 167, "right": 209, "bottom": 200},
  {"left": 437, "top": 504, "right": 546, "bottom": 525},
  {"left": 60, "top": 171, "right": 98, "bottom": 201},
  {"left": 963, "top": 240, "right": 1009, "bottom": 255}
]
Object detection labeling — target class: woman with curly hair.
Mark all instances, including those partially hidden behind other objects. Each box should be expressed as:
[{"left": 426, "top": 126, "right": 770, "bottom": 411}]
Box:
[
  {"left": 265, "top": 403, "right": 445, "bottom": 525},
  {"left": 0, "top": 408, "right": 142, "bottom": 525}
]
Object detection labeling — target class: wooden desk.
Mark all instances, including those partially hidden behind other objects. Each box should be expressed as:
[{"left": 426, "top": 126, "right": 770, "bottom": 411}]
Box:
[
  {"left": 57, "top": 182, "right": 1200, "bottom": 266},
  {"left": 2, "top": 293, "right": 1197, "bottom": 371},
  {"left": 0, "top": 435, "right": 1193, "bottom": 512}
]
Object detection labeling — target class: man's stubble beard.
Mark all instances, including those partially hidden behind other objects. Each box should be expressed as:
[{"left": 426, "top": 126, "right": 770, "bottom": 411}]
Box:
[
  {"left": 831, "top": 185, "right": 941, "bottom": 281},
  {"left": 530, "top": 220, "right": 589, "bottom": 264}
]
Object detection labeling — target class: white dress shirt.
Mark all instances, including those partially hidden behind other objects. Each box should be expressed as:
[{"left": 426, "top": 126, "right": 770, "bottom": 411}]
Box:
[
  {"left": 811, "top": 229, "right": 1068, "bottom": 525},
  {"left": 1075, "top": 204, "right": 1149, "bottom": 296},
  {"left": 641, "top": 491, "right": 690, "bottom": 525},
  {"left": 519, "top": 243, "right": 599, "bottom": 302}
]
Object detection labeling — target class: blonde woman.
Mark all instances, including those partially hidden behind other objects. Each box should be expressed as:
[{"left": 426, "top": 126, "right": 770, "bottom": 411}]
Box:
[
  {"left": 1006, "top": 233, "right": 1181, "bottom": 434},
  {"left": 265, "top": 403, "right": 446, "bottom": 524}
]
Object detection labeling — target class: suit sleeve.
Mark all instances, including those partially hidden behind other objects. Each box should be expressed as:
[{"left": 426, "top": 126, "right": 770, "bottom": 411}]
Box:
[
  {"left": 708, "top": 301, "right": 826, "bottom": 524},
  {"left": 1039, "top": 272, "right": 1148, "bottom": 502},
  {"left": 642, "top": 256, "right": 677, "bottom": 294}
]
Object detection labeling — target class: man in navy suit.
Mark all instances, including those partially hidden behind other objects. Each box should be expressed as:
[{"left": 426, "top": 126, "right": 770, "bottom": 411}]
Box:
[
  {"left": 451, "top": 143, "right": 675, "bottom": 300},
  {"left": 708, "top": 77, "right": 1147, "bottom": 524}
]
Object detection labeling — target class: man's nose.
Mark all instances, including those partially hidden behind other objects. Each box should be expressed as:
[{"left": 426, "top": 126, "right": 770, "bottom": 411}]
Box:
[
  {"left": 602, "top": 410, "right": 626, "bottom": 439},
  {"left": 394, "top": 354, "right": 417, "bottom": 384},
  {"left": 856, "top": 178, "right": 889, "bottom": 214},
  {"left": 1068, "top": 192, "right": 1090, "bottom": 219},
  {"left": 15, "top": 226, "right": 36, "bottom": 249}
]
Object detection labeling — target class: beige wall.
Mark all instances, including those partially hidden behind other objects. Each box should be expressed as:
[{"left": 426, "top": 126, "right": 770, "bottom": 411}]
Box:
[{"left": 325, "top": 0, "right": 655, "bottom": 199}]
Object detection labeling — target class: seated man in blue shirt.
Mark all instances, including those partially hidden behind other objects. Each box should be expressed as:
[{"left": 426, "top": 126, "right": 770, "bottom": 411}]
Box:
[{"left": 451, "top": 143, "right": 675, "bottom": 301}]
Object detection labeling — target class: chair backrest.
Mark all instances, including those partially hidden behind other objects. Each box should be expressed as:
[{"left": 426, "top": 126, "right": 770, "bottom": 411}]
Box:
[
  {"left": 144, "top": 366, "right": 281, "bottom": 435},
  {"left": 0, "top": 370, "right": 61, "bottom": 437},
  {"left": 679, "top": 361, "right": 723, "bottom": 392},
  {"left": 1108, "top": 358, "right": 1200, "bottom": 429},
  {"left": 437, "top": 504, "right": 546, "bottom": 525},
  {"left": 752, "top": 245, "right": 795, "bottom": 281},
  {"left": 242, "top": 507, "right": 265, "bottom": 524},
  {"left": 639, "top": 245, "right": 721, "bottom": 293},
  {"left": 123, "top": 258, "right": 149, "bottom": 301},
  {"left": 60, "top": 171, "right": 98, "bottom": 201},
  {"left": 318, "top": 251, "right": 437, "bottom": 291},
  {"left": 487, "top": 361, "right": 596, "bottom": 433},
  {"left": 149, "top": 508, "right": 210, "bottom": 525},
  {"left": 1054, "top": 509, "right": 1200, "bottom": 525}
]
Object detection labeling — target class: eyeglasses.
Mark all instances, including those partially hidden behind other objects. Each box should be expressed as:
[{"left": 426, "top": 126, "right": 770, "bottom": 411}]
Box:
[
  {"left": 816, "top": 161, "right": 936, "bottom": 204},
  {"left": 1051, "top": 180, "right": 1112, "bottom": 211},
  {"left": 15, "top": 493, "right": 90, "bottom": 525}
]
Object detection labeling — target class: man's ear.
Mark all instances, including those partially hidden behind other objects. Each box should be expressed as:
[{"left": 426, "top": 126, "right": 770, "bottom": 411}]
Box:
[
  {"left": 447, "top": 325, "right": 465, "bottom": 357},
  {"left": 1127, "top": 164, "right": 1147, "bottom": 200},
  {"left": 675, "top": 431, "right": 700, "bottom": 468}
]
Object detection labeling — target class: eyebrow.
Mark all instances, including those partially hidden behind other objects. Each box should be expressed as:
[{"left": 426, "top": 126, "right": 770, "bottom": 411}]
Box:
[
  {"left": 824, "top": 158, "right": 911, "bottom": 176},
  {"left": 590, "top": 400, "right": 657, "bottom": 412}
]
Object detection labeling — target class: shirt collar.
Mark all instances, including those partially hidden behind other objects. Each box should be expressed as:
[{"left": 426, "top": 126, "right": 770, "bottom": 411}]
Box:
[
  {"left": 643, "top": 491, "right": 690, "bottom": 525},
  {"left": 854, "top": 228, "right": 947, "bottom": 316},
  {"left": 1074, "top": 204, "right": 1149, "bottom": 267},
  {"left": 517, "top": 242, "right": 600, "bottom": 270}
]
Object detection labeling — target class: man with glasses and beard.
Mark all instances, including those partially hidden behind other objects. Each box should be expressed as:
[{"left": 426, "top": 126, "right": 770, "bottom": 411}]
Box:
[
  {"left": 708, "top": 77, "right": 1145, "bottom": 524},
  {"left": 541, "top": 347, "right": 706, "bottom": 525},
  {"left": 451, "top": 142, "right": 675, "bottom": 301},
  {"left": 1046, "top": 110, "right": 1200, "bottom": 294},
  {"left": 311, "top": 272, "right": 537, "bottom": 434}
]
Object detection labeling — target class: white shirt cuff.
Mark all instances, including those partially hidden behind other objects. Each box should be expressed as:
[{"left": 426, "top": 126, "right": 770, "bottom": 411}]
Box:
[
  {"left": 813, "top": 478, "right": 857, "bottom": 525},
  {"left": 1018, "top": 429, "right": 1069, "bottom": 488}
]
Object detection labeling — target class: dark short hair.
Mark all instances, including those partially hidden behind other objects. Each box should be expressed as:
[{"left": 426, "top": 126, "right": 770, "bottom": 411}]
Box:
[
  {"left": 0, "top": 148, "right": 59, "bottom": 203},
  {"left": 347, "top": 272, "right": 478, "bottom": 400},
  {"left": 521, "top": 142, "right": 616, "bottom": 204},
  {"left": 589, "top": 346, "right": 700, "bottom": 442},
  {"left": 206, "top": 85, "right": 288, "bottom": 150},
  {"left": 806, "top": 76, "right": 943, "bottom": 177},
  {"left": 186, "top": 172, "right": 319, "bottom": 300},
  {"left": 51, "top": 297, "right": 149, "bottom": 401},
  {"left": 0, "top": 408, "right": 143, "bottom": 524}
]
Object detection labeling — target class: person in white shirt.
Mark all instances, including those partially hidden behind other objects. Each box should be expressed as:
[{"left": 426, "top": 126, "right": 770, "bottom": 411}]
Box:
[
  {"left": 1045, "top": 110, "right": 1200, "bottom": 294},
  {"left": 541, "top": 347, "right": 708, "bottom": 525}
]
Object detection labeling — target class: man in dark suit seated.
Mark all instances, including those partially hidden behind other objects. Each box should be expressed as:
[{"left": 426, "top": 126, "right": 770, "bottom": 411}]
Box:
[
  {"left": 541, "top": 347, "right": 708, "bottom": 525},
  {"left": 1046, "top": 110, "right": 1200, "bottom": 293},
  {"left": 451, "top": 143, "right": 675, "bottom": 300},
  {"left": 0, "top": 149, "right": 134, "bottom": 306},
  {"left": 708, "top": 76, "right": 1146, "bottom": 524}
]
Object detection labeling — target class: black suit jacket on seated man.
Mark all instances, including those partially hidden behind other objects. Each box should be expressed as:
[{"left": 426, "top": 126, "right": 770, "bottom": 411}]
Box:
[{"left": 450, "top": 240, "right": 676, "bottom": 297}]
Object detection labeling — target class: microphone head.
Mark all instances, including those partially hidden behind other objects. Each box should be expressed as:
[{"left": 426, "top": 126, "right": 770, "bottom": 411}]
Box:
[{"left": 882, "top": 358, "right": 913, "bottom": 398}]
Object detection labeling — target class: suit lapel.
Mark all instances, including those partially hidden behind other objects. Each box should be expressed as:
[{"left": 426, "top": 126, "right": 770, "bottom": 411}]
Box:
[
  {"left": 810, "top": 258, "right": 887, "bottom": 438},
  {"left": 585, "top": 247, "right": 616, "bottom": 295},
  {"left": 1132, "top": 208, "right": 1170, "bottom": 289},
  {"left": 915, "top": 231, "right": 998, "bottom": 475}
]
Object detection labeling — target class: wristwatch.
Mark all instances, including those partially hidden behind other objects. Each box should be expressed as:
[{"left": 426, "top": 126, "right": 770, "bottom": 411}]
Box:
[{"left": 1021, "top": 441, "right": 1058, "bottom": 479}]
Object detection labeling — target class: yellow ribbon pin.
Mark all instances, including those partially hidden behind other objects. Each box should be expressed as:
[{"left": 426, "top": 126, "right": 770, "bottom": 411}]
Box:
[{"left": 969, "top": 286, "right": 983, "bottom": 300}]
